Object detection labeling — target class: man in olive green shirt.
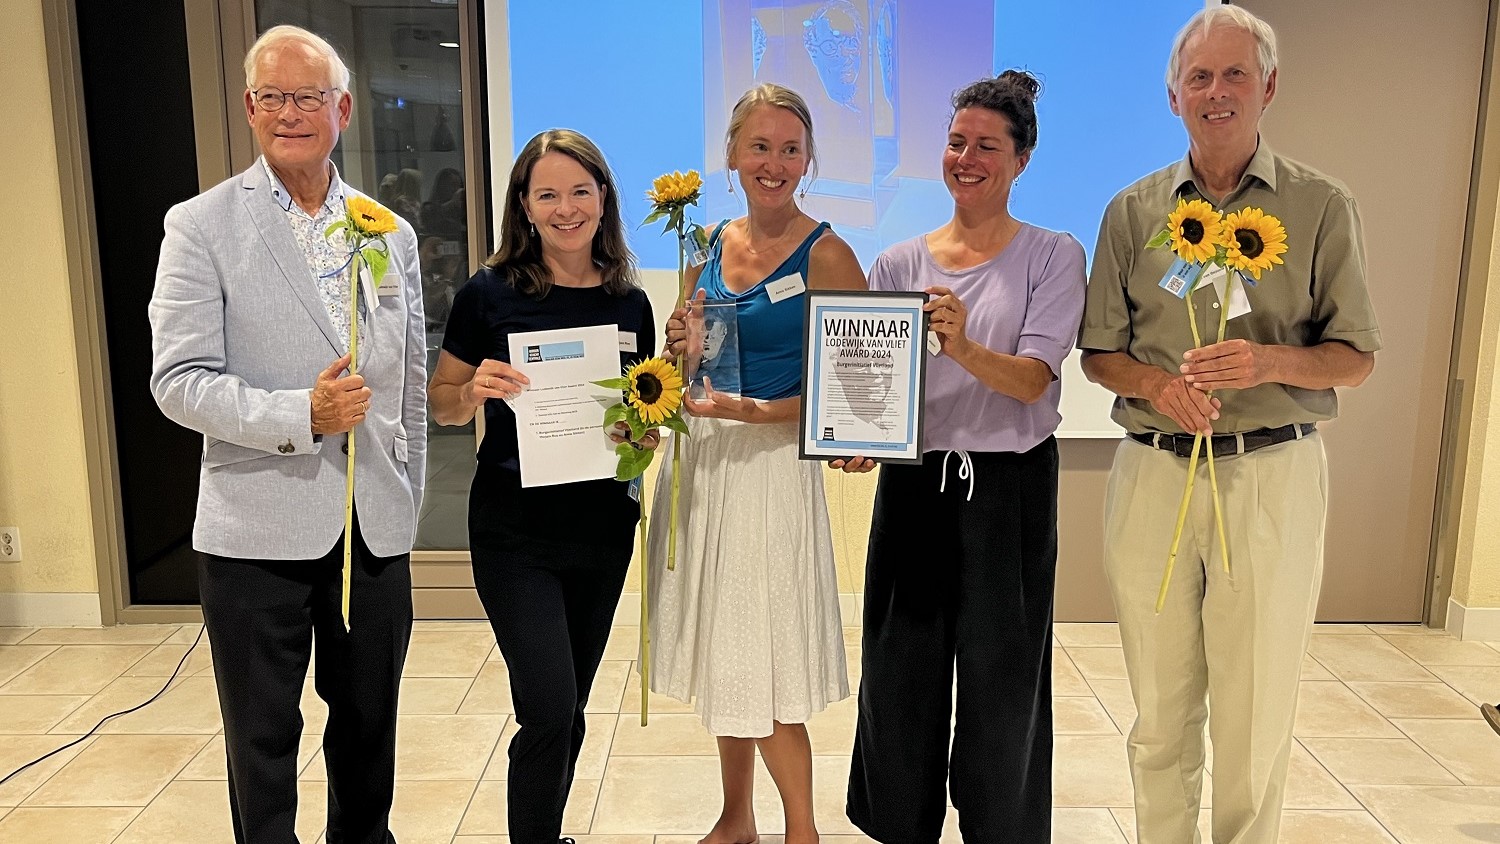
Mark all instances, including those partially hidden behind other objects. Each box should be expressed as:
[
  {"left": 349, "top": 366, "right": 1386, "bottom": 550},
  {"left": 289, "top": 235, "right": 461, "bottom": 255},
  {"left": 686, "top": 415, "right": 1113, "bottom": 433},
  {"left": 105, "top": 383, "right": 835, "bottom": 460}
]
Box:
[{"left": 1079, "top": 7, "right": 1379, "bottom": 843}]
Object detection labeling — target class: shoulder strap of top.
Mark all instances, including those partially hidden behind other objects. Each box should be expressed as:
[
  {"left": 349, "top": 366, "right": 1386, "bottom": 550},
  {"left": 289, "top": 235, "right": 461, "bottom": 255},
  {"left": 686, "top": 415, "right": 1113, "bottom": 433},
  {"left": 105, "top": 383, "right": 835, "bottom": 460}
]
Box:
[
  {"left": 707, "top": 218, "right": 732, "bottom": 247},
  {"left": 786, "top": 221, "right": 833, "bottom": 269}
]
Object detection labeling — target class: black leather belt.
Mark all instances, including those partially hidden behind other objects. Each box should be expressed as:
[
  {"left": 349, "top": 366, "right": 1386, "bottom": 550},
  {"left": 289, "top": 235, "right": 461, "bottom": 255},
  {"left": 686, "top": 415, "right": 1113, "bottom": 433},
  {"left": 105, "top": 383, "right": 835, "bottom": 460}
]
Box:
[{"left": 1128, "top": 423, "right": 1316, "bottom": 459}]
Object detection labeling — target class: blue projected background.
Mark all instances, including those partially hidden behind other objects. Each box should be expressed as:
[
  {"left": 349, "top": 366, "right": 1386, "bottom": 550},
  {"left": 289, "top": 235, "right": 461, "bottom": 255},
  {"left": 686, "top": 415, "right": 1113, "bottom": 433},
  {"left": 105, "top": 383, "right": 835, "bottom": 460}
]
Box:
[{"left": 508, "top": 0, "right": 1203, "bottom": 271}]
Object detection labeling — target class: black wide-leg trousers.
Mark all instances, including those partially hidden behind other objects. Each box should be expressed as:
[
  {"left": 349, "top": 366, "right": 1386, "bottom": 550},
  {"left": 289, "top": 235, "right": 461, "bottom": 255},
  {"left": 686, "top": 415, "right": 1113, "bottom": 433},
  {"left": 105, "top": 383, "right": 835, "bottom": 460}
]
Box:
[
  {"left": 200, "top": 511, "right": 413, "bottom": 844},
  {"left": 848, "top": 439, "right": 1059, "bottom": 843}
]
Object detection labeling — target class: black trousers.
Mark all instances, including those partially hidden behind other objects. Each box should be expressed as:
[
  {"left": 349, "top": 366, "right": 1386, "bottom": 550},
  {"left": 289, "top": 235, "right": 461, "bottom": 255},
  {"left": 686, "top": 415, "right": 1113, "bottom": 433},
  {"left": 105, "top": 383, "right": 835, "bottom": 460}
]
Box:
[
  {"left": 469, "top": 467, "right": 633, "bottom": 844},
  {"left": 199, "top": 511, "right": 413, "bottom": 844},
  {"left": 847, "top": 439, "right": 1058, "bottom": 843}
]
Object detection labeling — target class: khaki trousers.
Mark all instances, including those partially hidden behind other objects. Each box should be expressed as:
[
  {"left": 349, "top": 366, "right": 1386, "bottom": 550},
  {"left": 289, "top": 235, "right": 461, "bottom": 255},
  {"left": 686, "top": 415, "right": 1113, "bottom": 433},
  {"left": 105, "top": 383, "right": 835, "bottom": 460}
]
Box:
[{"left": 1103, "top": 434, "right": 1328, "bottom": 844}]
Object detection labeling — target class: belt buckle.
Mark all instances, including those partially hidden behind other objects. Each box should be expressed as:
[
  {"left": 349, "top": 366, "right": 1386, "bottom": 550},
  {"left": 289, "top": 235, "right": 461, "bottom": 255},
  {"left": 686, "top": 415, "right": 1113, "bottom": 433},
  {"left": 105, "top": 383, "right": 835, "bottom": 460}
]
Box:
[{"left": 1172, "top": 436, "right": 1195, "bottom": 459}]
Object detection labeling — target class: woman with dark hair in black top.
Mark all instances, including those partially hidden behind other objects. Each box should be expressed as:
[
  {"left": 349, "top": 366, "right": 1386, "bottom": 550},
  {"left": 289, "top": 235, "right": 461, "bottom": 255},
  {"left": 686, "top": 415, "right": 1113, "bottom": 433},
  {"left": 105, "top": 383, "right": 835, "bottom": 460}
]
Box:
[{"left": 429, "top": 129, "right": 654, "bottom": 844}]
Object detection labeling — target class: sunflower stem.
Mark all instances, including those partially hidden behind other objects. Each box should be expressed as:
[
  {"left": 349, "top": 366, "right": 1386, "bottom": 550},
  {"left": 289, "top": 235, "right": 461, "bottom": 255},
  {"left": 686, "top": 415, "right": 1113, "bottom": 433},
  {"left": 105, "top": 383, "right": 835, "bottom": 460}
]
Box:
[
  {"left": 340, "top": 248, "right": 362, "bottom": 632},
  {"left": 1157, "top": 431, "right": 1203, "bottom": 614},
  {"left": 1206, "top": 296, "right": 1231, "bottom": 575},
  {"left": 667, "top": 221, "right": 686, "bottom": 574},
  {"left": 1158, "top": 274, "right": 1210, "bottom": 614},
  {"left": 638, "top": 490, "right": 650, "bottom": 726}
]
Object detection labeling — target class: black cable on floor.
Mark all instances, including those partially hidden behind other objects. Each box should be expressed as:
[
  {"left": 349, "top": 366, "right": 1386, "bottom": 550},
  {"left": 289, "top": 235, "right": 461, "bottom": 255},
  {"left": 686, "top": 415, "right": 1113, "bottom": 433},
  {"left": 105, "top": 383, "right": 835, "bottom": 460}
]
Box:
[{"left": 0, "top": 623, "right": 208, "bottom": 787}]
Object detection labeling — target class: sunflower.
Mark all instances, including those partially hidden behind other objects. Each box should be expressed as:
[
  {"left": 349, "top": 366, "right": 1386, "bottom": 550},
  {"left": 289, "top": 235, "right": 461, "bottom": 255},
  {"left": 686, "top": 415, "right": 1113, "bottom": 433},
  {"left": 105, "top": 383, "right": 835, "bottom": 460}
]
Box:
[
  {"left": 625, "top": 357, "right": 684, "bottom": 425},
  {"left": 1222, "top": 207, "right": 1288, "bottom": 280},
  {"left": 1165, "top": 199, "right": 1226, "bottom": 265},
  {"left": 646, "top": 170, "right": 703, "bottom": 208},
  {"left": 346, "top": 196, "right": 399, "bottom": 238}
]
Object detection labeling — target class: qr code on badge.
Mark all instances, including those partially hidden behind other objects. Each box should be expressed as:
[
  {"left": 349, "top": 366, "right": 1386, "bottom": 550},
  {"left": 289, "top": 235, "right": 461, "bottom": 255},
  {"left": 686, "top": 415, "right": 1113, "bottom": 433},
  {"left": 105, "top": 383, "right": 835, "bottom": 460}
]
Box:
[{"left": 1164, "top": 276, "right": 1186, "bottom": 295}]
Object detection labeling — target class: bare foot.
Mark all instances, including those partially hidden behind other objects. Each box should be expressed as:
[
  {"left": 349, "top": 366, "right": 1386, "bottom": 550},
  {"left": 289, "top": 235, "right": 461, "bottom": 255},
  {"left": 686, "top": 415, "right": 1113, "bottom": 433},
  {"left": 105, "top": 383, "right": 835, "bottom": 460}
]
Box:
[
  {"left": 783, "top": 830, "right": 819, "bottom": 844},
  {"left": 697, "top": 814, "right": 758, "bottom": 844}
]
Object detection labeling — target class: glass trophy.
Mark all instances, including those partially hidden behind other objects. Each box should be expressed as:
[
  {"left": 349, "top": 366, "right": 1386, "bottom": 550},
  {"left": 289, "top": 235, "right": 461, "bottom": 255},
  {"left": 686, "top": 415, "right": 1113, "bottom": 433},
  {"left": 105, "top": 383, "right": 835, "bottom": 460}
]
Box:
[{"left": 684, "top": 299, "right": 742, "bottom": 400}]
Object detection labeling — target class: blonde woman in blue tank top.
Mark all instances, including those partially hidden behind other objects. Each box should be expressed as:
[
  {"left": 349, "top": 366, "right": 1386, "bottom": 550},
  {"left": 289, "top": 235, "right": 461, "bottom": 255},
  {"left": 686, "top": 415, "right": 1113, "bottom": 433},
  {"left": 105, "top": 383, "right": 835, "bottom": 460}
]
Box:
[{"left": 647, "top": 84, "right": 865, "bottom": 844}]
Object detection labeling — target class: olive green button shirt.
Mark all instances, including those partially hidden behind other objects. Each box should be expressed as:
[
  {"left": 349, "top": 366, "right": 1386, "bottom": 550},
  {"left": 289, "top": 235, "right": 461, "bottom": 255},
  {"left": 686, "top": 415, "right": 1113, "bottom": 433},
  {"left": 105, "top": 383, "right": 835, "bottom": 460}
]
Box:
[{"left": 1079, "top": 143, "right": 1381, "bottom": 435}]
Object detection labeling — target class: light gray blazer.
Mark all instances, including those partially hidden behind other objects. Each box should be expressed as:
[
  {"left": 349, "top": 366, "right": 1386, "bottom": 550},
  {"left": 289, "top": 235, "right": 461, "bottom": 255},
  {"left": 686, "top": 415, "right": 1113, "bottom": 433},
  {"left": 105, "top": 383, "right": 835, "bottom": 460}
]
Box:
[{"left": 149, "top": 163, "right": 427, "bottom": 560}]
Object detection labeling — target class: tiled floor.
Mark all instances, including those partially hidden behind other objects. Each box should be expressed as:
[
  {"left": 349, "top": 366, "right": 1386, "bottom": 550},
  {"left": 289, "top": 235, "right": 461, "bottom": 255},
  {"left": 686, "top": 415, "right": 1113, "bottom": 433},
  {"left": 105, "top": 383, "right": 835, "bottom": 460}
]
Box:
[{"left": 2, "top": 604, "right": 1499, "bottom": 843}]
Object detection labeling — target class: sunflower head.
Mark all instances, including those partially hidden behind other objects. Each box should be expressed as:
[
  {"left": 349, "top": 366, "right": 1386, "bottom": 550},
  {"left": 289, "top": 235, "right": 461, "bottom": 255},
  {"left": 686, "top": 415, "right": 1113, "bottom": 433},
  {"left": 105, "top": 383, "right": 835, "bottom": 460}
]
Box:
[
  {"left": 625, "top": 357, "right": 684, "bottom": 425},
  {"left": 1165, "top": 199, "right": 1227, "bottom": 265},
  {"left": 346, "top": 196, "right": 399, "bottom": 238},
  {"left": 1222, "top": 207, "right": 1288, "bottom": 280},
  {"left": 646, "top": 170, "right": 703, "bottom": 208}
]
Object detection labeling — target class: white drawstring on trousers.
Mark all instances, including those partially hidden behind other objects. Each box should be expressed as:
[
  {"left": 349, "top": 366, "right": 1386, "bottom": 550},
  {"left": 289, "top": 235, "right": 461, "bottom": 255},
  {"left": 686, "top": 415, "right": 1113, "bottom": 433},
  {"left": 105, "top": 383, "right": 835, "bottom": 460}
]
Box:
[{"left": 939, "top": 449, "right": 975, "bottom": 501}]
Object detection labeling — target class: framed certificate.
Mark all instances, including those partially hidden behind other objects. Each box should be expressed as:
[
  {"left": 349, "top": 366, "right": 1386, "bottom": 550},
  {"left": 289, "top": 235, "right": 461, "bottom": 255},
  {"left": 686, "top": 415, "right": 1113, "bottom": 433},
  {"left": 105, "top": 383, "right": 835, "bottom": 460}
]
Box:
[{"left": 799, "top": 290, "right": 928, "bottom": 464}]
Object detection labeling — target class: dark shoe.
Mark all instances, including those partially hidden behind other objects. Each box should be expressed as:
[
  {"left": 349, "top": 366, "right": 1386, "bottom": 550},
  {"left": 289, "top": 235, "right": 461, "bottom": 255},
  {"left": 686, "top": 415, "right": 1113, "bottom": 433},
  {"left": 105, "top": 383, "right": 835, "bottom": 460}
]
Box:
[
  {"left": 1483, "top": 703, "right": 1500, "bottom": 736},
  {"left": 560, "top": 839, "right": 577, "bottom": 844}
]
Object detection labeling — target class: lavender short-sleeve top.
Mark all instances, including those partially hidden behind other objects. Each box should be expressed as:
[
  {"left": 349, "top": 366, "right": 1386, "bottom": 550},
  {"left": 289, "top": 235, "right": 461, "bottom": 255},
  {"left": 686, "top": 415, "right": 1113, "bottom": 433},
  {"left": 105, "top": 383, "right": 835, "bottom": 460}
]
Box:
[{"left": 869, "top": 223, "right": 1086, "bottom": 453}]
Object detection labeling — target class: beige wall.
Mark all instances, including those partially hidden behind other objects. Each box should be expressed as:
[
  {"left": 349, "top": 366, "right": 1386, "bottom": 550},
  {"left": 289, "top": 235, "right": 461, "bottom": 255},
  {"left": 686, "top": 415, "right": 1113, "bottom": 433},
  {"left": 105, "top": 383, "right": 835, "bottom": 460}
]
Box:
[
  {"left": 1451, "top": 186, "right": 1500, "bottom": 609},
  {"left": 0, "top": 1, "right": 99, "bottom": 597}
]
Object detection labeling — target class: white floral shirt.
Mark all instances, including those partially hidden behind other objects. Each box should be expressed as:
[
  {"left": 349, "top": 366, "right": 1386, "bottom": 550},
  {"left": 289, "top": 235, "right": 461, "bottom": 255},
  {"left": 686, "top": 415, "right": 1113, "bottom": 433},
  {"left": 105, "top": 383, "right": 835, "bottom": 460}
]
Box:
[{"left": 261, "top": 156, "right": 364, "bottom": 349}]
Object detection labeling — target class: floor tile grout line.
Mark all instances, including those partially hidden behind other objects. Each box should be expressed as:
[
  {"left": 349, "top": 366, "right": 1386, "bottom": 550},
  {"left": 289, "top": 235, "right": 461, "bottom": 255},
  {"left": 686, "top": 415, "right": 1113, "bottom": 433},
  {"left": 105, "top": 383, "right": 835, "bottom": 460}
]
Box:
[
  {"left": 1383, "top": 714, "right": 1475, "bottom": 787},
  {"left": 586, "top": 692, "right": 628, "bottom": 835},
  {"left": 1079, "top": 673, "right": 1128, "bottom": 737},
  {"left": 1107, "top": 805, "right": 1135, "bottom": 842},
  {"left": 0, "top": 732, "right": 100, "bottom": 808},
  {"left": 1375, "top": 629, "right": 1500, "bottom": 668},
  {"left": 1290, "top": 736, "right": 1359, "bottom": 807},
  {"left": 99, "top": 804, "right": 145, "bottom": 844},
  {"left": 1427, "top": 662, "right": 1490, "bottom": 709},
  {"left": 589, "top": 661, "right": 640, "bottom": 834},
  {"left": 447, "top": 729, "right": 496, "bottom": 844},
  {"left": 19, "top": 733, "right": 211, "bottom": 811},
  {"left": 1338, "top": 779, "right": 1413, "bottom": 843},
  {"left": 0, "top": 643, "right": 61, "bottom": 692}
]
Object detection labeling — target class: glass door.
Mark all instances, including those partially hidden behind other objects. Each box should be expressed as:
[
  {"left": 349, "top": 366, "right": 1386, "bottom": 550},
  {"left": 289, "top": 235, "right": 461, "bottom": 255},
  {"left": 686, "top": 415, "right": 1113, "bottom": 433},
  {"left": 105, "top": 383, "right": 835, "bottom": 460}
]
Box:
[{"left": 254, "top": 0, "right": 485, "bottom": 555}]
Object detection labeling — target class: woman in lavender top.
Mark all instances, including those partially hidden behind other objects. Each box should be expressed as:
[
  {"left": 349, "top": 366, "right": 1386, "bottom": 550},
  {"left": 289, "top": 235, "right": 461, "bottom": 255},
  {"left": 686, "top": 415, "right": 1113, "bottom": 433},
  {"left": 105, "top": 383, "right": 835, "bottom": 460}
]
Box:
[{"left": 843, "top": 71, "right": 1086, "bottom": 843}]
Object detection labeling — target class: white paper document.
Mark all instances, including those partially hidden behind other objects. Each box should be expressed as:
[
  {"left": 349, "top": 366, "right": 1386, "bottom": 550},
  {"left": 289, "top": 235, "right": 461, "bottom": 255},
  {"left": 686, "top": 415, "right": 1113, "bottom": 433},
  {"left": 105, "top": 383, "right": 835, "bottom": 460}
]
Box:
[{"left": 506, "top": 324, "right": 620, "bottom": 488}]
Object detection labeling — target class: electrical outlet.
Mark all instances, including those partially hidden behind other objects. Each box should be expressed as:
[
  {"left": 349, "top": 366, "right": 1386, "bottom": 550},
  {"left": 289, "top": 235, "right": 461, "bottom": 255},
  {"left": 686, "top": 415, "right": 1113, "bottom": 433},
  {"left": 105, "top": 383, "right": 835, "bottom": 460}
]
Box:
[{"left": 0, "top": 527, "right": 19, "bottom": 562}]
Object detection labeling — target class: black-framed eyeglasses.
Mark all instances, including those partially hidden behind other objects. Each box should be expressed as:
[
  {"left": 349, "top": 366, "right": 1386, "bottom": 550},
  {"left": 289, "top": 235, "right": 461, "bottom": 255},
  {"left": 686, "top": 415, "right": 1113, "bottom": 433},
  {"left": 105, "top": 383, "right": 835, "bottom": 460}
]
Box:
[{"left": 252, "top": 86, "right": 339, "bottom": 113}]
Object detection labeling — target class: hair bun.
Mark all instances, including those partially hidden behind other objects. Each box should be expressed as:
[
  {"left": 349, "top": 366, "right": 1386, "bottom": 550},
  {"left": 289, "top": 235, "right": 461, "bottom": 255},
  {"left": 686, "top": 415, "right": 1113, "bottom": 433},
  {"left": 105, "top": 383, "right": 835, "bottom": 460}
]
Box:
[{"left": 997, "top": 69, "right": 1041, "bottom": 102}]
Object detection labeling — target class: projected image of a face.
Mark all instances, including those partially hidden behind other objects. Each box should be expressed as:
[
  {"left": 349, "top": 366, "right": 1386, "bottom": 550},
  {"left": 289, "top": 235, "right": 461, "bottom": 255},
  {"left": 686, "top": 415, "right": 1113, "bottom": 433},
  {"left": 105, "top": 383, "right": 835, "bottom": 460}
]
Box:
[
  {"left": 802, "top": 1, "right": 863, "bottom": 110},
  {"left": 874, "top": 1, "right": 895, "bottom": 105}
]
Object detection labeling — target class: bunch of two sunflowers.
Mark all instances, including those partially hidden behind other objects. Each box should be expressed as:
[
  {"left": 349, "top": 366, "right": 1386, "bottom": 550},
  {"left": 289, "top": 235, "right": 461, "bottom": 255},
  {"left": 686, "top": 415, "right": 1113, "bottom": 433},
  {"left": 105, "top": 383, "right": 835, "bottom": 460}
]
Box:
[{"left": 1144, "top": 199, "right": 1288, "bottom": 613}]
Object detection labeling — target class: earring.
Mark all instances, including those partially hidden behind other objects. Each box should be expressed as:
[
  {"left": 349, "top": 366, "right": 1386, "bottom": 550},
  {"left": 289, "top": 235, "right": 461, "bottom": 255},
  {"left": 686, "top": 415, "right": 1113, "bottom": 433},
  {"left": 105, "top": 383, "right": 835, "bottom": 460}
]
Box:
[
  {"left": 530, "top": 222, "right": 537, "bottom": 237},
  {"left": 726, "top": 170, "right": 735, "bottom": 195}
]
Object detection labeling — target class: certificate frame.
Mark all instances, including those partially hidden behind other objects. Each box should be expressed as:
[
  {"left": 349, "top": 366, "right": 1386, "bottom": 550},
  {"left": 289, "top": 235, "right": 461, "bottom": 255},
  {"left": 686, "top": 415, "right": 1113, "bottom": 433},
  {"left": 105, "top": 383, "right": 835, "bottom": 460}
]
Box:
[{"left": 799, "top": 289, "right": 928, "bottom": 464}]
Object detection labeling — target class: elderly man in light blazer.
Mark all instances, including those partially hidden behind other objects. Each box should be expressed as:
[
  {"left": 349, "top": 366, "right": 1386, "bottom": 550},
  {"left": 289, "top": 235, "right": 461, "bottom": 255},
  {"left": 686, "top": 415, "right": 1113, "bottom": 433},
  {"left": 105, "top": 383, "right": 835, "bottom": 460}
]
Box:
[{"left": 149, "top": 24, "right": 425, "bottom": 844}]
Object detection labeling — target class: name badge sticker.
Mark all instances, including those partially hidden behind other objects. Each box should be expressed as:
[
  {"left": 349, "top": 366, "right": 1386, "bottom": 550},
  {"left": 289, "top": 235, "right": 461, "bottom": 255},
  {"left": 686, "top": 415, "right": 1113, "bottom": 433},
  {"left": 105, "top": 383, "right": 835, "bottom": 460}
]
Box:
[
  {"left": 376, "top": 270, "right": 401, "bottom": 298},
  {"left": 618, "top": 330, "right": 638, "bottom": 353},
  {"left": 765, "top": 273, "right": 807, "bottom": 304}
]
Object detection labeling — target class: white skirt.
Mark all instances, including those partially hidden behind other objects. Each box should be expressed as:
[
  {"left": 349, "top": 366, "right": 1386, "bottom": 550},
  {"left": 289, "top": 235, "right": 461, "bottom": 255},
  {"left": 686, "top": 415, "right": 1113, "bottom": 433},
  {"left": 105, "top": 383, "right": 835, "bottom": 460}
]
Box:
[{"left": 646, "top": 414, "right": 849, "bottom": 738}]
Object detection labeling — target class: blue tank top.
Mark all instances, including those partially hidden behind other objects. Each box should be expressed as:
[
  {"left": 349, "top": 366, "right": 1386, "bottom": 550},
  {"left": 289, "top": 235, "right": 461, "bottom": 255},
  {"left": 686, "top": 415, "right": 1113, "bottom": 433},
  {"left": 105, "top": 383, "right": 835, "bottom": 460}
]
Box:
[{"left": 696, "top": 219, "right": 830, "bottom": 401}]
